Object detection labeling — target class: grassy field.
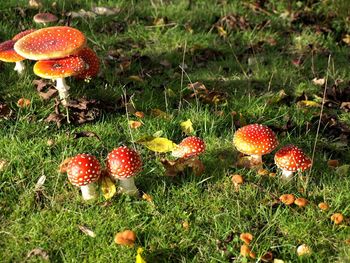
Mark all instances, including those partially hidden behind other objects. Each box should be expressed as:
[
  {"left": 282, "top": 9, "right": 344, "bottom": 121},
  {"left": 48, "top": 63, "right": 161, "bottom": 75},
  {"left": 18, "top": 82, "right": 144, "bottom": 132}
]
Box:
[{"left": 1, "top": 0, "right": 350, "bottom": 262}]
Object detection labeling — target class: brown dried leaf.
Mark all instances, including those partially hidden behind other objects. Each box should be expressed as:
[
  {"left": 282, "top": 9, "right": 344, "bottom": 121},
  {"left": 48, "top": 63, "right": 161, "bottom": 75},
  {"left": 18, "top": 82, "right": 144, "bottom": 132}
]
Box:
[
  {"left": 327, "top": 159, "right": 340, "bottom": 168},
  {"left": 160, "top": 157, "right": 204, "bottom": 177},
  {"left": 26, "top": 248, "right": 49, "bottom": 261},
  {"left": 45, "top": 113, "right": 65, "bottom": 128},
  {"left": 114, "top": 230, "right": 136, "bottom": 246},
  {"left": 78, "top": 225, "right": 96, "bottom": 237},
  {"left": 0, "top": 102, "right": 12, "bottom": 119},
  {"left": 33, "top": 79, "right": 58, "bottom": 100},
  {"left": 261, "top": 251, "right": 274, "bottom": 262},
  {"left": 71, "top": 131, "right": 100, "bottom": 140},
  {"left": 59, "top": 157, "right": 72, "bottom": 173}
]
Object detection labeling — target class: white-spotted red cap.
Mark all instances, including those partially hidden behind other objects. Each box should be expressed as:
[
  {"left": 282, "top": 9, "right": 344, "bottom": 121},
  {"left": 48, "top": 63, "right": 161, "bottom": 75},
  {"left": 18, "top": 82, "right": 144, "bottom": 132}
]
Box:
[
  {"left": 274, "top": 145, "right": 312, "bottom": 172},
  {"left": 233, "top": 124, "right": 278, "bottom": 155},
  {"left": 67, "top": 153, "right": 101, "bottom": 186},
  {"left": 106, "top": 146, "right": 142, "bottom": 179},
  {"left": 33, "top": 55, "right": 85, "bottom": 79},
  {"left": 74, "top": 47, "right": 100, "bottom": 79},
  {"left": 0, "top": 40, "right": 25, "bottom": 62},
  {"left": 12, "top": 29, "right": 36, "bottom": 41},
  {"left": 14, "top": 26, "right": 86, "bottom": 60},
  {"left": 172, "top": 136, "right": 206, "bottom": 158}
]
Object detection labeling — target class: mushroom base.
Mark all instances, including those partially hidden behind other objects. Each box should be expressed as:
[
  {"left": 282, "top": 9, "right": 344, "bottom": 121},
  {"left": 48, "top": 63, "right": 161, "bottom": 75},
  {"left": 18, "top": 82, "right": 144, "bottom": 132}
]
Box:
[
  {"left": 118, "top": 177, "right": 138, "bottom": 196},
  {"left": 55, "top": 78, "right": 70, "bottom": 106},
  {"left": 80, "top": 184, "right": 98, "bottom": 200},
  {"left": 281, "top": 170, "right": 294, "bottom": 181},
  {"left": 14, "top": 61, "right": 25, "bottom": 74}
]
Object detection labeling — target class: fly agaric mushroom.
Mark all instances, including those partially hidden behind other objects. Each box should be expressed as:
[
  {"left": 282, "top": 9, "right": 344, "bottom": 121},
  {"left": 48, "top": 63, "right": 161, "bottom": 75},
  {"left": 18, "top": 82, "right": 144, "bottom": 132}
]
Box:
[
  {"left": 67, "top": 153, "right": 101, "bottom": 200},
  {"left": 274, "top": 144, "right": 312, "bottom": 180},
  {"left": 14, "top": 26, "right": 86, "bottom": 61},
  {"left": 233, "top": 124, "right": 278, "bottom": 166},
  {"left": 106, "top": 146, "right": 142, "bottom": 196},
  {"left": 171, "top": 136, "right": 206, "bottom": 159},
  {"left": 74, "top": 47, "right": 100, "bottom": 80},
  {"left": 12, "top": 29, "right": 36, "bottom": 41},
  {"left": 33, "top": 56, "right": 85, "bottom": 105},
  {"left": 33, "top": 12, "right": 58, "bottom": 25}
]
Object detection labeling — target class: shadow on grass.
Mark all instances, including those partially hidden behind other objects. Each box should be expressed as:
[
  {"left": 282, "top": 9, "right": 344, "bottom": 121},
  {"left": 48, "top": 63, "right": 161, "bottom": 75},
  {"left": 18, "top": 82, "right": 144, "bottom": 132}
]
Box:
[{"left": 145, "top": 246, "right": 198, "bottom": 263}]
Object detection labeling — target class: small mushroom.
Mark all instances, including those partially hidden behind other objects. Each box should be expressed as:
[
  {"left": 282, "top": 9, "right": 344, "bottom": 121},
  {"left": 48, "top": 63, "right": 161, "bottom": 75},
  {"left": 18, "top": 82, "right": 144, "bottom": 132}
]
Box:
[
  {"left": 231, "top": 174, "right": 244, "bottom": 192},
  {"left": 67, "top": 153, "right": 101, "bottom": 200},
  {"left": 279, "top": 194, "right": 295, "bottom": 205},
  {"left": 33, "top": 12, "right": 58, "bottom": 26},
  {"left": 106, "top": 146, "right": 142, "bottom": 196},
  {"left": 274, "top": 145, "right": 312, "bottom": 180},
  {"left": 33, "top": 56, "right": 85, "bottom": 105},
  {"left": 171, "top": 136, "right": 205, "bottom": 159},
  {"left": 233, "top": 124, "right": 278, "bottom": 167}
]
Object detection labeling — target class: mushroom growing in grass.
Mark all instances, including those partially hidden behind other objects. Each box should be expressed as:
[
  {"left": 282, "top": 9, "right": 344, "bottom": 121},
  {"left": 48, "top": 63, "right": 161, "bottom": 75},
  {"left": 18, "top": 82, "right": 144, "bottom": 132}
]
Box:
[
  {"left": 74, "top": 47, "right": 100, "bottom": 80},
  {"left": 171, "top": 136, "right": 206, "bottom": 159},
  {"left": 67, "top": 153, "right": 101, "bottom": 200},
  {"left": 107, "top": 146, "right": 142, "bottom": 196},
  {"left": 33, "top": 56, "right": 86, "bottom": 105},
  {"left": 233, "top": 124, "right": 278, "bottom": 167},
  {"left": 33, "top": 12, "right": 58, "bottom": 26},
  {"left": 274, "top": 144, "right": 312, "bottom": 180}
]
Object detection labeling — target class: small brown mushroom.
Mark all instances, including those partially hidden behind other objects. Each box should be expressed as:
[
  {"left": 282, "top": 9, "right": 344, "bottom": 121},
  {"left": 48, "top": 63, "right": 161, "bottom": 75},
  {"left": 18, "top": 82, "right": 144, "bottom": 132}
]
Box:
[{"left": 279, "top": 194, "right": 295, "bottom": 205}]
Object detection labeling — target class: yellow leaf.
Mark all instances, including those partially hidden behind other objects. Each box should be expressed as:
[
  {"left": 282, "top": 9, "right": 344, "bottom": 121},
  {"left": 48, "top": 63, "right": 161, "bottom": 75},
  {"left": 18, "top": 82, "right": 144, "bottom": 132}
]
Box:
[
  {"left": 128, "top": 75, "right": 143, "bottom": 82},
  {"left": 342, "top": 34, "right": 350, "bottom": 45},
  {"left": 142, "top": 193, "right": 153, "bottom": 202},
  {"left": 180, "top": 119, "right": 194, "bottom": 135},
  {"left": 297, "top": 100, "right": 321, "bottom": 108},
  {"left": 150, "top": 108, "right": 172, "bottom": 120},
  {"left": 137, "top": 137, "right": 177, "bottom": 153},
  {"left": 136, "top": 247, "right": 147, "bottom": 263},
  {"left": 216, "top": 25, "right": 227, "bottom": 38},
  {"left": 101, "top": 176, "right": 116, "bottom": 200}
]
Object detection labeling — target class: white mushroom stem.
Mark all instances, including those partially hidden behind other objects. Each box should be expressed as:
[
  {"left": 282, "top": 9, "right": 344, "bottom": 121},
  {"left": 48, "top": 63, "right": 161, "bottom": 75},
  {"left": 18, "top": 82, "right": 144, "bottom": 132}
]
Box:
[
  {"left": 80, "top": 184, "right": 98, "bottom": 200},
  {"left": 250, "top": 154, "right": 262, "bottom": 165},
  {"left": 118, "top": 177, "right": 138, "bottom": 196},
  {"left": 14, "top": 61, "right": 25, "bottom": 74},
  {"left": 55, "top": 78, "right": 70, "bottom": 106},
  {"left": 281, "top": 170, "right": 294, "bottom": 181}
]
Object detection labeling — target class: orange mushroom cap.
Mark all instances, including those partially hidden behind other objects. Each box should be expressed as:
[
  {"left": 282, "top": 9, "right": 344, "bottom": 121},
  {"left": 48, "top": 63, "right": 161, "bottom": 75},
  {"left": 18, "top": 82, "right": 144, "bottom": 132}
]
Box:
[
  {"left": 233, "top": 124, "right": 278, "bottom": 155},
  {"left": 14, "top": 26, "right": 86, "bottom": 60},
  {"left": 33, "top": 56, "right": 85, "bottom": 79},
  {"left": 12, "top": 29, "right": 36, "bottom": 41},
  {"left": 274, "top": 145, "right": 312, "bottom": 172},
  {"left": 74, "top": 47, "right": 100, "bottom": 79},
  {"left": 0, "top": 40, "right": 25, "bottom": 62}
]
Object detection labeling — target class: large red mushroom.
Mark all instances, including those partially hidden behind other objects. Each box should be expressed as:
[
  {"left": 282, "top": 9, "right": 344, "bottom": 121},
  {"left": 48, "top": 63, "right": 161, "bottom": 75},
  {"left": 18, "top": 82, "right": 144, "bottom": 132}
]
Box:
[
  {"left": 74, "top": 47, "right": 100, "bottom": 80},
  {"left": 233, "top": 124, "right": 278, "bottom": 166},
  {"left": 67, "top": 153, "right": 101, "bottom": 200},
  {"left": 274, "top": 144, "right": 312, "bottom": 180},
  {"left": 106, "top": 146, "right": 142, "bottom": 196},
  {"left": 172, "top": 136, "right": 206, "bottom": 159}
]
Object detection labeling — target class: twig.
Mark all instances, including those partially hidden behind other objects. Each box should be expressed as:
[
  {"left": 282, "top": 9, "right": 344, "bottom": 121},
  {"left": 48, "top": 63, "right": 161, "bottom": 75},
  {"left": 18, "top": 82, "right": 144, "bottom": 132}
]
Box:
[{"left": 178, "top": 40, "right": 187, "bottom": 111}]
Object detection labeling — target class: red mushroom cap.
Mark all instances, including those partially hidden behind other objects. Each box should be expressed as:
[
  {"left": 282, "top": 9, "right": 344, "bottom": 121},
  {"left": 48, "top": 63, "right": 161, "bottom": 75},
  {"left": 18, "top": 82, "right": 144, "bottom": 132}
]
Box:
[
  {"left": 274, "top": 145, "right": 312, "bottom": 172},
  {"left": 74, "top": 47, "right": 100, "bottom": 79},
  {"left": 12, "top": 29, "right": 36, "bottom": 41},
  {"left": 33, "top": 13, "right": 58, "bottom": 24},
  {"left": 172, "top": 136, "right": 206, "bottom": 158},
  {"left": 233, "top": 124, "right": 278, "bottom": 155},
  {"left": 67, "top": 153, "right": 101, "bottom": 186},
  {"left": 33, "top": 55, "right": 85, "bottom": 79},
  {"left": 14, "top": 26, "right": 86, "bottom": 60},
  {"left": 0, "top": 40, "right": 25, "bottom": 62},
  {"left": 106, "top": 146, "right": 142, "bottom": 179}
]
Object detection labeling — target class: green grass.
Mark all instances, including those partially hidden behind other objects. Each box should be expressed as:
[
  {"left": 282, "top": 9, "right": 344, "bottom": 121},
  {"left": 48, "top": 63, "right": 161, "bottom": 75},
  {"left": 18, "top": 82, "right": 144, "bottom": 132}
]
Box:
[{"left": 1, "top": 0, "right": 350, "bottom": 262}]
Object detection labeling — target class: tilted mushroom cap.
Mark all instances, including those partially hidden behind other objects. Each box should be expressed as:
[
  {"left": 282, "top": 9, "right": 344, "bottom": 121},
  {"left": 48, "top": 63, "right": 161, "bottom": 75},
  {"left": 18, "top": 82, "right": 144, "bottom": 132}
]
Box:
[
  {"left": 106, "top": 146, "right": 142, "bottom": 179},
  {"left": 274, "top": 144, "right": 312, "bottom": 172},
  {"left": 67, "top": 153, "right": 101, "bottom": 186},
  {"left": 12, "top": 29, "right": 36, "bottom": 41},
  {"left": 233, "top": 124, "right": 278, "bottom": 155},
  {"left": 74, "top": 47, "right": 100, "bottom": 79},
  {"left": 0, "top": 40, "right": 25, "bottom": 62},
  {"left": 33, "top": 12, "right": 58, "bottom": 24},
  {"left": 14, "top": 26, "right": 86, "bottom": 60},
  {"left": 172, "top": 136, "right": 206, "bottom": 158},
  {"left": 33, "top": 56, "right": 85, "bottom": 79}
]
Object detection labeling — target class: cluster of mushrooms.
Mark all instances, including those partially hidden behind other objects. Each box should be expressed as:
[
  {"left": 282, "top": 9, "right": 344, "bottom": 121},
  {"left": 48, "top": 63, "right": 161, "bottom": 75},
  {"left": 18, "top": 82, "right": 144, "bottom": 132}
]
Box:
[
  {"left": 233, "top": 123, "right": 312, "bottom": 179},
  {"left": 0, "top": 26, "right": 100, "bottom": 105},
  {"left": 67, "top": 136, "right": 206, "bottom": 201}
]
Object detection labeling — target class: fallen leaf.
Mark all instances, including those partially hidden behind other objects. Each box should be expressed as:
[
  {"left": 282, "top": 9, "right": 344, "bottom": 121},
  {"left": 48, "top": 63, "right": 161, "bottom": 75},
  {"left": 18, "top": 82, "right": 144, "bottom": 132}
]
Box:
[
  {"left": 279, "top": 194, "right": 295, "bottom": 205},
  {"left": 0, "top": 159, "right": 8, "bottom": 172},
  {"left": 71, "top": 131, "right": 100, "bottom": 140},
  {"left": 327, "top": 159, "right": 340, "bottom": 168},
  {"left": 59, "top": 157, "right": 72, "bottom": 173},
  {"left": 331, "top": 213, "right": 344, "bottom": 224},
  {"left": 150, "top": 108, "right": 172, "bottom": 120},
  {"left": 68, "top": 9, "right": 96, "bottom": 18},
  {"left": 273, "top": 259, "right": 285, "bottom": 263},
  {"left": 297, "top": 100, "right": 321, "bottom": 108},
  {"left": 240, "top": 233, "right": 253, "bottom": 245},
  {"left": 297, "top": 244, "right": 312, "bottom": 256},
  {"left": 129, "top": 120, "right": 142, "bottom": 129},
  {"left": 128, "top": 75, "right": 144, "bottom": 82},
  {"left": 142, "top": 193, "right": 153, "bottom": 202},
  {"left": 33, "top": 79, "right": 58, "bottom": 100},
  {"left": 100, "top": 176, "right": 116, "bottom": 200},
  {"left": 115, "top": 230, "right": 136, "bottom": 247},
  {"left": 180, "top": 119, "right": 194, "bottom": 135},
  {"left": 28, "top": 0, "right": 42, "bottom": 9},
  {"left": 182, "top": 220, "right": 189, "bottom": 230},
  {"left": 78, "top": 225, "right": 96, "bottom": 237},
  {"left": 0, "top": 102, "right": 12, "bottom": 119},
  {"left": 216, "top": 25, "right": 227, "bottom": 38},
  {"left": 261, "top": 251, "right": 274, "bottom": 262},
  {"left": 35, "top": 175, "right": 46, "bottom": 190},
  {"left": 342, "top": 34, "right": 350, "bottom": 45},
  {"left": 336, "top": 165, "right": 350, "bottom": 176},
  {"left": 137, "top": 137, "right": 176, "bottom": 153},
  {"left": 257, "top": 168, "right": 269, "bottom": 176},
  {"left": 17, "top": 98, "right": 30, "bottom": 108},
  {"left": 92, "top": 6, "right": 120, "bottom": 16},
  {"left": 160, "top": 157, "right": 205, "bottom": 177},
  {"left": 26, "top": 248, "right": 49, "bottom": 261},
  {"left": 312, "top": 77, "right": 325, "bottom": 86},
  {"left": 136, "top": 247, "right": 147, "bottom": 263}
]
